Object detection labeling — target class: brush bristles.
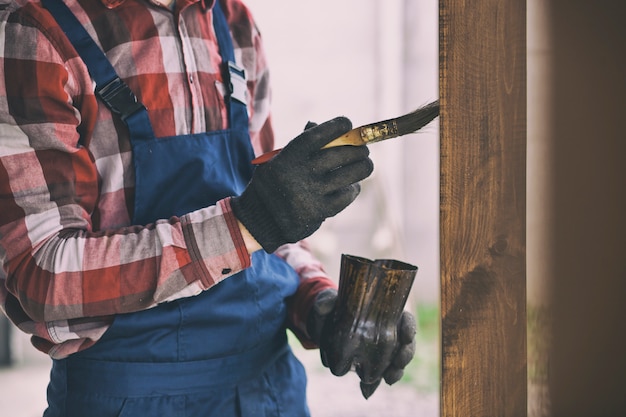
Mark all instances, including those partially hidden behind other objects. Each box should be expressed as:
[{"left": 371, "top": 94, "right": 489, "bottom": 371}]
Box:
[{"left": 395, "top": 100, "right": 440, "bottom": 136}]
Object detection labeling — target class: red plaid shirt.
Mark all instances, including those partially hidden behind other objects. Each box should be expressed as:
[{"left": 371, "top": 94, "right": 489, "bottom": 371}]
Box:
[{"left": 0, "top": 0, "right": 334, "bottom": 359}]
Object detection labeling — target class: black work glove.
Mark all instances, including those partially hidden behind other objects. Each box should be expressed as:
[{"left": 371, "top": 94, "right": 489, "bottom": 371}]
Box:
[
  {"left": 307, "top": 288, "right": 418, "bottom": 399},
  {"left": 231, "top": 118, "right": 373, "bottom": 253}
]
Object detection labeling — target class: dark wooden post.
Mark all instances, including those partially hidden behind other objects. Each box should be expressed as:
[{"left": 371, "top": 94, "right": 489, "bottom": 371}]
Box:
[{"left": 439, "top": 1, "right": 527, "bottom": 416}]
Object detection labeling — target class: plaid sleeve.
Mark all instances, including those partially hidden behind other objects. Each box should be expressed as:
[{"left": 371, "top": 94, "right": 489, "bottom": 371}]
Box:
[
  {"left": 274, "top": 241, "right": 337, "bottom": 349},
  {"left": 0, "top": 4, "right": 250, "bottom": 326}
]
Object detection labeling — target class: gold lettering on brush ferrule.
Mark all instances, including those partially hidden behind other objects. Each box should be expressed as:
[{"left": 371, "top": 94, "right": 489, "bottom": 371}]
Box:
[{"left": 360, "top": 120, "right": 399, "bottom": 144}]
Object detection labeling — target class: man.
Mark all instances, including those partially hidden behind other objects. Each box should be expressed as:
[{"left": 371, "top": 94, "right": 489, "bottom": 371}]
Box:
[{"left": 0, "top": 0, "right": 416, "bottom": 415}]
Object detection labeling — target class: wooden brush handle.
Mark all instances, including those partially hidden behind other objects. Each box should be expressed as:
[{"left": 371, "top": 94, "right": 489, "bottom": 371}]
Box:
[
  {"left": 251, "top": 128, "right": 363, "bottom": 165},
  {"left": 321, "top": 128, "right": 364, "bottom": 148}
]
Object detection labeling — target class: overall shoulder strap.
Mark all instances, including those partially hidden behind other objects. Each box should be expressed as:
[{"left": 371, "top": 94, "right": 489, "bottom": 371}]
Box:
[
  {"left": 42, "top": 0, "right": 155, "bottom": 141},
  {"left": 211, "top": 0, "right": 249, "bottom": 130}
]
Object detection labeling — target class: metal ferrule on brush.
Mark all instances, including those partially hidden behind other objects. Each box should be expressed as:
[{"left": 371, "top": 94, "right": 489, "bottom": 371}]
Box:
[{"left": 360, "top": 120, "right": 400, "bottom": 144}]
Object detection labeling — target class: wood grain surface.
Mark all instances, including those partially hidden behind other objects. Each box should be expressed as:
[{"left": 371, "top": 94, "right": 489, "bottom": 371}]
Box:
[{"left": 439, "top": 1, "right": 527, "bottom": 416}]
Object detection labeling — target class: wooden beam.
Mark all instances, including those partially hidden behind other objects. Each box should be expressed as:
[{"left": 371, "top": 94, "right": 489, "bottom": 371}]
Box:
[{"left": 439, "top": 1, "right": 527, "bottom": 416}]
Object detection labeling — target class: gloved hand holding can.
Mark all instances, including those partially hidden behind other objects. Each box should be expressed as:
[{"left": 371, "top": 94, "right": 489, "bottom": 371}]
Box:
[{"left": 307, "top": 255, "right": 418, "bottom": 399}]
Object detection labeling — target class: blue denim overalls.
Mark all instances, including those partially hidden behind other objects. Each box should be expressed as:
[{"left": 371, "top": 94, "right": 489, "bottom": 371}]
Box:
[{"left": 41, "top": 1, "right": 309, "bottom": 416}]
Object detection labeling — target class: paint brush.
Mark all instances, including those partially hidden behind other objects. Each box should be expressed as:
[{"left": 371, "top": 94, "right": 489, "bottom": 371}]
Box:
[{"left": 251, "top": 99, "right": 440, "bottom": 165}]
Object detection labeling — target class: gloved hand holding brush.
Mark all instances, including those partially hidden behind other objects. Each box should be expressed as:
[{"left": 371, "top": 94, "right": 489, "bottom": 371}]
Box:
[{"left": 231, "top": 117, "right": 374, "bottom": 253}]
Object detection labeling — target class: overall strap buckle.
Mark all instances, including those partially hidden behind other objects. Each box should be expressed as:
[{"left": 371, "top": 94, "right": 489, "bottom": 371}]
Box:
[
  {"left": 226, "top": 61, "right": 247, "bottom": 105},
  {"left": 96, "top": 77, "right": 146, "bottom": 122}
]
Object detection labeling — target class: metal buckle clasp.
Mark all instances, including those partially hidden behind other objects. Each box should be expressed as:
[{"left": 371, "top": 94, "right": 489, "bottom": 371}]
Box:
[
  {"left": 96, "top": 77, "right": 146, "bottom": 122},
  {"left": 227, "top": 61, "right": 247, "bottom": 105}
]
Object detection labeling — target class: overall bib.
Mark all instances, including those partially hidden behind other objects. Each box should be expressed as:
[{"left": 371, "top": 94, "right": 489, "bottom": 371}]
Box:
[{"left": 42, "top": 1, "right": 309, "bottom": 416}]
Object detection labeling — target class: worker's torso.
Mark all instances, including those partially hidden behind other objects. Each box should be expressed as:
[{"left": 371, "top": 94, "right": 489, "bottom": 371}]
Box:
[{"left": 41, "top": 1, "right": 308, "bottom": 415}]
